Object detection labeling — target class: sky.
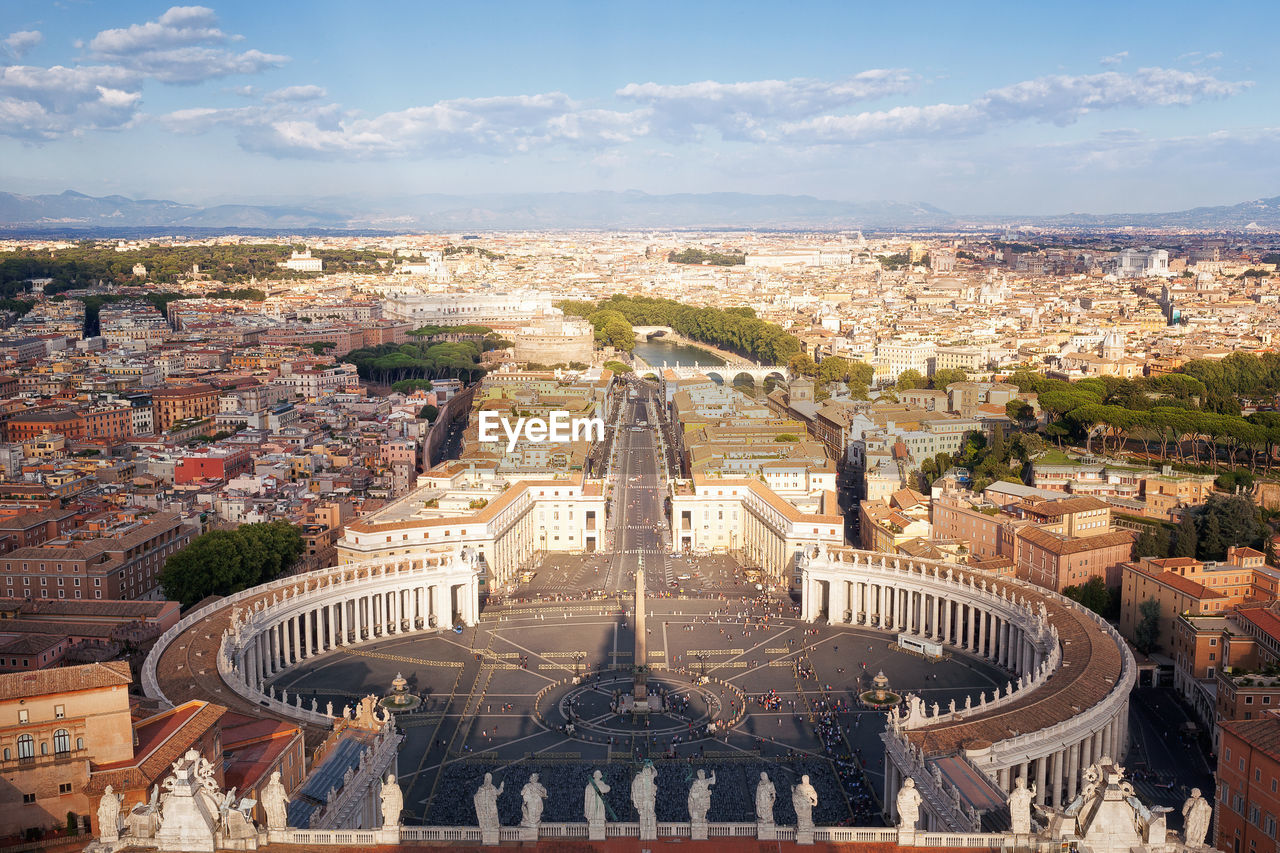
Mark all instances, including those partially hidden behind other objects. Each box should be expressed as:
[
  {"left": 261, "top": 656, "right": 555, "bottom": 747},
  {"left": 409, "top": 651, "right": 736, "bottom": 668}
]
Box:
[{"left": 1, "top": 0, "right": 1278, "bottom": 216}]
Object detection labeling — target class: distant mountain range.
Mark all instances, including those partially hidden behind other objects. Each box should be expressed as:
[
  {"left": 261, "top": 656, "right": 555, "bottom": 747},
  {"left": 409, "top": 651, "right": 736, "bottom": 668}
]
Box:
[{"left": 1, "top": 188, "right": 1279, "bottom": 234}]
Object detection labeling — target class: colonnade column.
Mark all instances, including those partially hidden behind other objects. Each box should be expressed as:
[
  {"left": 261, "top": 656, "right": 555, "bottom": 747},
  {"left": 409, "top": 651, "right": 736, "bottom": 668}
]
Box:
[
  {"left": 289, "top": 615, "right": 300, "bottom": 664},
  {"left": 932, "top": 595, "right": 941, "bottom": 641},
  {"left": 1049, "top": 751, "right": 1061, "bottom": 807},
  {"left": 943, "top": 600, "right": 952, "bottom": 646},
  {"left": 1067, "top": 742, "right": 1081, "bottom": 802},
  {"left": 1034, "top": 755, "right": 1047, "bottom": 805},
  {"left": 977, "top": 610, "right": 987, "bottom": 658}
]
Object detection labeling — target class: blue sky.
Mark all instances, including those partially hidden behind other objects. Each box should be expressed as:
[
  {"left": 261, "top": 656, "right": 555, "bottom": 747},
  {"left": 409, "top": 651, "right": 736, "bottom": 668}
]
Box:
[{"left": 1, "top": 0, "right": 1277, "bottom": 215}]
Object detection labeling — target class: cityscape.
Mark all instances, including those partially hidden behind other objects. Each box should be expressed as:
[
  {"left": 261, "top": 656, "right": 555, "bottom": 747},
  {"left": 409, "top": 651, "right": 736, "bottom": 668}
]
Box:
[{"left": 1, "top": 3, "right": 1279, "bottom": 853}]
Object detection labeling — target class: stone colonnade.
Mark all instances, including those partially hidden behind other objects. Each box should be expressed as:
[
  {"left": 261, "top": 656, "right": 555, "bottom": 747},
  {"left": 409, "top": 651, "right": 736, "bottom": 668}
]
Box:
[
  {"left": 800, "top": 547, "right": 1134, "bottom": 830},
  {"left": 141, "top": 549, "right": 482, "bottom": 724}
]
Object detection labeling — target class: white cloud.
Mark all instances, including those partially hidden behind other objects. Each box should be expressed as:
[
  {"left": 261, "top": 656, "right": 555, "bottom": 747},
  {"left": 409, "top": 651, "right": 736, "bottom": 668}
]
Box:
[
  {"left": 144, "top": 65, "right": 1251, "bottom": 161},
  {"left": 780, "top": 67, "right": 1247, "bottom": 144},
  {"left": 179, "top": 92, "right": 649, "bottom": 159},
  {"left": 1099, "top": 51, "right": 1128, "bottom": 66},
  {"left": 980, "top": 67, "right": 1246, "bottom": 124},
  {"left": 88, "top": 6, "right": 226, "bottom": 54},
  {"left": 88, "top": 6, "right": 287, "bottom": 84},
  {"left": 0, "top": 64, "right": 142, "bottom": 140},
  {"left": 781, "top": 103, "right": 983, "bottom": 143},
  {"left": 264, "top": 84, "right": 327, "bottom": 102},
  {"left": 4, "top": 30, "right": 43, "bottom": 60},
  {"left": 617, "top": 71, "right": 914, "bottom": 140}
]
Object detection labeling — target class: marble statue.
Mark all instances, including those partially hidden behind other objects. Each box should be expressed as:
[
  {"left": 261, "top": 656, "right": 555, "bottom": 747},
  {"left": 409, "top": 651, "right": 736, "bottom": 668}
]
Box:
[
  {"left": 262, "top": 770, "right": 289, "bottom": 830},
  {"left": 584, "top": 770, "right": 611, "bottom": 827},
  {"left": 97, "top": 785, "right": 124, "bottom": 843},
  {"left": 1009, "top": 776, "right": 1035, "bottom": 834},
  {"left": 688, "top": 769, "right": 716, "bottom": 823},
  {"left": 521, "top": 774, "right": 547, "bottom": 828},
  {"left": 755, "top": 772, "right": 776, "bottom": 825},
  {"left": 1183, "top": 788, "right": 1212, "bottom": 848},
  {"left": 380, "top": 773, "right": 404, "bottom": 828},
  {"left": 473, "top": 773, "right": 504, "bottom": 832},
  {"left": 897, "top": 777, "right": 922, "bottom": 830},
  {"left": 632, "top": 761, "right": 658, "bottom": 838},
  {"left": 792, "top": 774, "right": 818, "bottom": 831}
]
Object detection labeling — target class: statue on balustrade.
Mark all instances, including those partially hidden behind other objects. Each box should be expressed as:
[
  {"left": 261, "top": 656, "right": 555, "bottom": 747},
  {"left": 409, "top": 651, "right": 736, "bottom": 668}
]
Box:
[
  {"left": 97, "top": 786, "right": 124, "bottom": 843},
  {"left": 262, "top": 770, "right": 290, "bottom": 830},
  {"left": 632, "top": 760, "right": 658, "bottom": 838},
  {"left": 1182, "top": 788, "right": 1212, "bottom": 848},
  {"left": 687, "top": 769, "right": 716, "bottom": 823},
  {"left": 521, "top": 773, "right": 547, "bottom": 828},
  {"left": 896, "top": 777, "right": 922, "bottom": 830},
  {"left": 792, "top": 774, "right": 818, "bottom": 832},
  {"left": 1008, "top": 776, "right": 1035, "bottom": 835},
  {"left": 584, "top": 770, "right": 611, "bottom": 826},
  {"left": 473, "top": 772, "right": 504, "bottom": 832},
  {"left": 755, "top": 772, "right": 776, "bottom": 825},
  {"left": 380, "top": 773, "right": 404, "bottom": 828}
]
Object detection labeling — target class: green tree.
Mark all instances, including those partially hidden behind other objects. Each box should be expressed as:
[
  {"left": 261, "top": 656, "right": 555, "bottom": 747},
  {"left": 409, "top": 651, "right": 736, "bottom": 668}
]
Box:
[
  {"left": 1172, "top": 513, "right": 1199, "bottom": 558},
  {"left": 418, "top": 404, "right": 439, "bottom": 420},
  {"left": 931, "top": 367, "right": 967, "bottom": 389},
  {"left": 1195, "top": 493, "right": 1263, "bottom": 561},
  {"left": 788, "top": 352, "right": 818, "bottom": 377},
  {"left": 1134, "top": 527, "right": 1170, "bottom": 559},
  {"left": 603, "top": 360, "right": 633, "bottom": 374},
  {"left": 159, "top": 521, "right": 303, "bottom": 609},
  {"left": 1134, "top": 598, "right": 1161, "bottom": 654},
  {"left": 1062, "top": 577, "right": 1114, "bottom": 618},
  {"left": 1006, "top": 400, "right": 1036, "bottom": 429},
  {"left": 896, "top": 369, "right": 925, "bottom": 390}
]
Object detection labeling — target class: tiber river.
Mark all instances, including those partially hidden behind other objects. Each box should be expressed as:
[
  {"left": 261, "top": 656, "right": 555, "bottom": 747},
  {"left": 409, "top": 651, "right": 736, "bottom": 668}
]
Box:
[{"left": 632, "top": 337, "right": 725, "bottom": 369}]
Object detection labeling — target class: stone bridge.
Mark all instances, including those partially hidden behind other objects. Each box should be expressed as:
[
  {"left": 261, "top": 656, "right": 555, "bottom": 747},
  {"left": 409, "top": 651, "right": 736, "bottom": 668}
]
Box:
[
  {"left": 655, "top": 363, "right": 790, "bottom": 386},
  {"left": 633, "top": 325, "right": 675, "bottom": 340}
]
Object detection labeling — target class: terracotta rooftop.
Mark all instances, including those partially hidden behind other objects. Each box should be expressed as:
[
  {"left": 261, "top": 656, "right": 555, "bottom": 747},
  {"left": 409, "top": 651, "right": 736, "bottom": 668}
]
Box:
[
  {"left": 1015, "top": 527, "right": 1134, "bottom": 555},
  {"left": 0, "top": 659, "right": 131, "bottom": 701},
  {"left": 1221, "top": 714, "right": 1280, "bottom": 763}
]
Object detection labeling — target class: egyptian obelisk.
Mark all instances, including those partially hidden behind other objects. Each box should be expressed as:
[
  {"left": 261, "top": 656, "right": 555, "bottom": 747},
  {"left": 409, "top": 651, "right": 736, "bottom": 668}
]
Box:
[{"left": 634, "top": 557, "right": 647, "bottom": 704}]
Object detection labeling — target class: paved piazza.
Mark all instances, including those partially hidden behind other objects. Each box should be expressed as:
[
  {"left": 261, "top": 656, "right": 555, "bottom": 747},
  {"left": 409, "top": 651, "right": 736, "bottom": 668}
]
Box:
[{"left": 272, "top": 560, "right": 1009, "bottom": 825}]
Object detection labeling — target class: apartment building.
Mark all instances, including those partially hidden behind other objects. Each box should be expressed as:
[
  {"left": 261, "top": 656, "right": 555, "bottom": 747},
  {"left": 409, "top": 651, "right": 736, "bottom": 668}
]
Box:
[
  {"left": 150, "top": 383, "right": 218, "bottom": 432},
  {"left": 0, "top": 661, "right": 134, "bottom": 837},
  {"left": 0, "top": 512, "right": 192, "bottom": 601}
]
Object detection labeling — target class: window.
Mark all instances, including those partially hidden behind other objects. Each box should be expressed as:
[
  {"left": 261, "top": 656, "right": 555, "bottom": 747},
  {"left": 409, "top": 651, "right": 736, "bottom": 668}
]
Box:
[
  {"left": 53, "top": 729, "right": 69, "bottom": 754},
  {"left": 76, "top": 737, "right": 84, "bottom": 750},
  {"left": 59, "top": 783, "right": 71, "bottom": 794},
  {"left": 18, "top": 709, "right": 28, "bottom": 723},
  {"left": 17, "top": 734, "right": 33, "bottom": 760},
  {"left": 22, "top": 793, "right": 34, "bottom": 804}
]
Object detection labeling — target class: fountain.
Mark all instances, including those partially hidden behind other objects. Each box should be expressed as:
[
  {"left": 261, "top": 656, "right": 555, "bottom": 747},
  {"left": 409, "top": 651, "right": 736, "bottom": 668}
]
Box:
[
  {"left": 379, "top": 672, "right": 422, "bottom": 712},
  {"left": 859, "top": 670, "right": 902, "bottom": 709}
]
